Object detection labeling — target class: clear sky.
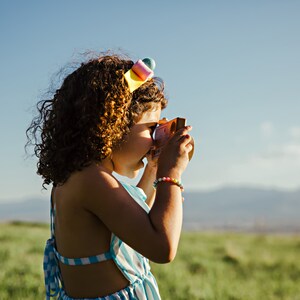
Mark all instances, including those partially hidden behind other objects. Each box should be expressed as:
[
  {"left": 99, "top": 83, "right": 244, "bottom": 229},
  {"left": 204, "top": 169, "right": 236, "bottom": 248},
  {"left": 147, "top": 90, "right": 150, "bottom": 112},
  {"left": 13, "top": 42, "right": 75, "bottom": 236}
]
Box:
[{"left": 0, "top": 1, "right": 299, "bottom": 202}]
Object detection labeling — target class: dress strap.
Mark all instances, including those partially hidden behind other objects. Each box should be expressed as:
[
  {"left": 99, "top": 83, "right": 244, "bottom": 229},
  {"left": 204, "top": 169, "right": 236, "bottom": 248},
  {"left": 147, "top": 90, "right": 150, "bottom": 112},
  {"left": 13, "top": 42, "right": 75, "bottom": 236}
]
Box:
[
  {"left": 53, "top": 247, "right": 113, "bottom": 265},
  {"left": 50, "top": 193, "right": 55, "bottom": 238},
  {"left": 43, "top": 239, "right": 113, "bottom": 299}
]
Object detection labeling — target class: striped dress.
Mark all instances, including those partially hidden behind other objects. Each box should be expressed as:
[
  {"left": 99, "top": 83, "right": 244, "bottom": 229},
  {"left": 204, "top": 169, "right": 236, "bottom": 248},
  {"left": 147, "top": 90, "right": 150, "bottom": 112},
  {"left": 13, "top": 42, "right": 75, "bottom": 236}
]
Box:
[{"left": 43, "top": 182, "right": 161, "bottom": 300}]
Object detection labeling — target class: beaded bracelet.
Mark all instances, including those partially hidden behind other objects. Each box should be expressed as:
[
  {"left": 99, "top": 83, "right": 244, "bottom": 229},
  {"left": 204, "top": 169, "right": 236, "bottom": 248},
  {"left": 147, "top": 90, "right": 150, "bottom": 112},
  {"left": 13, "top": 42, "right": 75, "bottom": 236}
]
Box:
[{"left": 153, "top": 177, "right": 184, "bottom": 191}]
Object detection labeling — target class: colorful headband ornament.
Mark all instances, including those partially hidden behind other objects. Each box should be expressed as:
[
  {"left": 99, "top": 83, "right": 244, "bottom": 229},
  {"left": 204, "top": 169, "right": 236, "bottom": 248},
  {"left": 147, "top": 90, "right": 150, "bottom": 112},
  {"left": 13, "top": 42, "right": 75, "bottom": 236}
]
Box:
[{"left": 124, "top": 58, "right": 156, "bottom": 92}]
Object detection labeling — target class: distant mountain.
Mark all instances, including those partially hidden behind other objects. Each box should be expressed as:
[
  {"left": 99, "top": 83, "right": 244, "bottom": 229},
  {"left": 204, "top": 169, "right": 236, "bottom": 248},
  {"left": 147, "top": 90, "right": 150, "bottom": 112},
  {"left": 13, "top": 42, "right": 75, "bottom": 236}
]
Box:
[
  {"left": 182, "top": 187, "right": 300, "bottom": 232},
  {"left": 0, "top": 198, "right": 49, "bottom": 222},
  {"left": 0, "top": 187, "right": 299, "bottom": 232}
]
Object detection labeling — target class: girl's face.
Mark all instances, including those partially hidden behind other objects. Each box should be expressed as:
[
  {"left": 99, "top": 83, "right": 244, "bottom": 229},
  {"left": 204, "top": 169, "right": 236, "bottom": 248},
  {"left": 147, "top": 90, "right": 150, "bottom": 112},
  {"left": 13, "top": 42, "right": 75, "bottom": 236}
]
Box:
[{"left": 111, "top": 107, "right": 161, "bottom": 178}]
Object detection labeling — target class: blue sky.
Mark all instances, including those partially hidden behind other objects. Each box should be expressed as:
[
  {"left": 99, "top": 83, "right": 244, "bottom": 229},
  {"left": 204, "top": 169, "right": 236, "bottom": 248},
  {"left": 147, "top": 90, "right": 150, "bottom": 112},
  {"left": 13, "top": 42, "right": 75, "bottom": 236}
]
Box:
[{"left": 0, "top": 1, "right": 300, "bottom": 202}]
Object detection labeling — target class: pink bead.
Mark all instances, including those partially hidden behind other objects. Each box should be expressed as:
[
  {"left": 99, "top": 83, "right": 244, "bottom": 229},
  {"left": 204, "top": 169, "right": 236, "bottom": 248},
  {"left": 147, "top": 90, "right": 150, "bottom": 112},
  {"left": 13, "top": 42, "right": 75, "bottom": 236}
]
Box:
[{"left": 153, "top": 176, "right": 184, "bottom": 191}]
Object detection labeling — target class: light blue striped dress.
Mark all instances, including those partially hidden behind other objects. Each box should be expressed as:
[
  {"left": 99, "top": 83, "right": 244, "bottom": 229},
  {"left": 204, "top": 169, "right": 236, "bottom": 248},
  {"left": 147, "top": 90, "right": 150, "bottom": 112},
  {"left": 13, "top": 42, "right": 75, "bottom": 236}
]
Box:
[{"left": 43, "top": 182, "right": 161, "bottom": 300}]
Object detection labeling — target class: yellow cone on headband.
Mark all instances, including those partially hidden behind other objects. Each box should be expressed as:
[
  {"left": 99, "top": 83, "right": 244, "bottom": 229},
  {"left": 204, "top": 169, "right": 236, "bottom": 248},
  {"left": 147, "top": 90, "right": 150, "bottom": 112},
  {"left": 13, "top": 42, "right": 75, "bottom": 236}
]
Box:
[{"left": 124, "top": 58, "right": 155, "bottom": 92}]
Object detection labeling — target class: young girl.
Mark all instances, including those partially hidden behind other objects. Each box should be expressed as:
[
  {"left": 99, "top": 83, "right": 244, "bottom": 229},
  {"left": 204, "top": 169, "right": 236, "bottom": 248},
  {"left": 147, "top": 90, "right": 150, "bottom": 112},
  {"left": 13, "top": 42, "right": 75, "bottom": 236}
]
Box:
[{"left": 27, "top": 53, "right": 193, "bottom": 299}]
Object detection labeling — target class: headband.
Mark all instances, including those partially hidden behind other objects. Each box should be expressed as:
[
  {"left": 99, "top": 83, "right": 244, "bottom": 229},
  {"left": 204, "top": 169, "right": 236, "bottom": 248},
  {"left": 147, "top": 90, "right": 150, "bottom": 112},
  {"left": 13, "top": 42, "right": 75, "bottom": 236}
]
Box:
[{"left": 124, "top": 58, "right": 156, "bottom": 92}]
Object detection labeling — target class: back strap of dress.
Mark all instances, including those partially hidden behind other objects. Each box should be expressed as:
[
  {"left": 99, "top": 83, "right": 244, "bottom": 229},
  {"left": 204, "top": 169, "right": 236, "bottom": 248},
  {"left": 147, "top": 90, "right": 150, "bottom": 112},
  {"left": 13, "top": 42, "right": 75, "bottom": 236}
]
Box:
[
  {"left": 44, "top": 238, "right": 112, "bottom": 299},
  {"left": 50, "top": 197, "right": 55, "bottom": 238},
  {"left": 53, "top": 245, "right": 113, "bottom": 265}
]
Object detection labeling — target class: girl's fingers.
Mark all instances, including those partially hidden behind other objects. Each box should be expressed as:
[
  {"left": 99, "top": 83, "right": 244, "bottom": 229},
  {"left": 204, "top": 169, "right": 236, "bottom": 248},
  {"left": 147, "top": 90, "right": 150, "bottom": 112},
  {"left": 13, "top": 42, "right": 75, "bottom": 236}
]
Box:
[
  {"left": 179, "top": 136, "right": 193, "bottom": 150},
  {"left": 185, "top": 142, "right": 194, "bottom": 152},
  {"left": 173, "top": 126, "right": 192, "bottom": 141},
  {"left": 162, "top": 125, "right": 194, "bottom": 158},
  {"left": 179, "top": 134, "right": 194, "bottom": 160},
  {"left": 179, "top": 134, "right": 192, "bottom": 146}
]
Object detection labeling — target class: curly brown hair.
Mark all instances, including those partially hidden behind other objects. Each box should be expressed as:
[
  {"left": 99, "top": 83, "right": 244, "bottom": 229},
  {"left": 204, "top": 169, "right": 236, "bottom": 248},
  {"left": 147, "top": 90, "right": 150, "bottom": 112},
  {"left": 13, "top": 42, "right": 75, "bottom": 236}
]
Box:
[{"left": 26, "top": 53, "right": 168, "bottom": 187}]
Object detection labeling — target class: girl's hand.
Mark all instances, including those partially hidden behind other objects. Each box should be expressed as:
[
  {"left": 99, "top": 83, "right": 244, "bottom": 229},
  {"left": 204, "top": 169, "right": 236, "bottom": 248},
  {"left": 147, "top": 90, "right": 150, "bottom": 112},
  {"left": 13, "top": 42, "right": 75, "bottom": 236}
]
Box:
[
  {"left": 157, "top": 125, "right": 193, "bottom": 179},
  {"left": 145, "top": 147, "right": 158, "bottom": 171}
]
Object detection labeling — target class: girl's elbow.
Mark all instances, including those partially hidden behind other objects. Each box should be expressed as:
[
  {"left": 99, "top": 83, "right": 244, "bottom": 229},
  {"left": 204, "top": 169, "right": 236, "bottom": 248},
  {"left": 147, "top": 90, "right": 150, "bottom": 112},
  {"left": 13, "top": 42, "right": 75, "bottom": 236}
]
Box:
[
  {"left": 151, "top": 242, "right": 178, "bottom": 264},
  {"left": 163, "top": 250, "right": 177, "bottom": 263}
]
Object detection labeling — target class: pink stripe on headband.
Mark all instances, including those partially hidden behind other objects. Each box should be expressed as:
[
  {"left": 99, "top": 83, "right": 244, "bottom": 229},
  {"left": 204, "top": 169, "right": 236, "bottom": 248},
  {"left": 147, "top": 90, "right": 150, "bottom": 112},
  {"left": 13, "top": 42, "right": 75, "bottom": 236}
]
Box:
[{"left": 132, "top": 59, "right": 154, "bottom": 81}]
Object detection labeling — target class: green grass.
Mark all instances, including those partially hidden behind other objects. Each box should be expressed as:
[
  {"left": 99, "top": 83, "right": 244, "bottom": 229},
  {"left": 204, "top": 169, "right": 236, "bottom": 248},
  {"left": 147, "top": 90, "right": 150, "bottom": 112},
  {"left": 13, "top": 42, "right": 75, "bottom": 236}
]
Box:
[
  {"left": 0, "top": 222, "right": 300, "bottom": 299},
  {"left": 152, "top": 232, "right": 300, "bottom": 299}
]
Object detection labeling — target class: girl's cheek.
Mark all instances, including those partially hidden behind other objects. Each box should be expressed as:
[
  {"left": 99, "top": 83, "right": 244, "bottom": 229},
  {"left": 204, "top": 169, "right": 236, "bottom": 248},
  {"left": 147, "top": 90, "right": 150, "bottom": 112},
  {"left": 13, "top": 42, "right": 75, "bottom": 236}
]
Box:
[{"left": 143, "top": 136, "right": 154, "bottom": 149}]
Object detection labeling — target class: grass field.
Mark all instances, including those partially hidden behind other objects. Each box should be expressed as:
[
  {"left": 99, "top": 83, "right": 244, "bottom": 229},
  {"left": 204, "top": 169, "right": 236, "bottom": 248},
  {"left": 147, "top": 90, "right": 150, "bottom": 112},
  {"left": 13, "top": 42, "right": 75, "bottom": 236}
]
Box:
[{"left": 0, "top": 222, "right": 299, "bottom": 299}]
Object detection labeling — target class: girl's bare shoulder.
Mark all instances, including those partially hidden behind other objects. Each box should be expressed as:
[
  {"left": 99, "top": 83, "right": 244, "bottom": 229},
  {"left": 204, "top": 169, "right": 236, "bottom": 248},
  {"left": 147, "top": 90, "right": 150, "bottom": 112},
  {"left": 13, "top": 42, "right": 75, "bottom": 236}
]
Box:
[{"left": 68, "top": 162, "right": 119, "bottom": 197}]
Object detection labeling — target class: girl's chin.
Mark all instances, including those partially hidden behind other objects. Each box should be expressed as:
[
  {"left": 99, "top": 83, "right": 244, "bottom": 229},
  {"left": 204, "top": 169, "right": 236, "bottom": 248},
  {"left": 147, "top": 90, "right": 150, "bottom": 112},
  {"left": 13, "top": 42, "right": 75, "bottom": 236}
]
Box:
[{"left": 138, "top": 159, "right": 145, "bottom": 169}]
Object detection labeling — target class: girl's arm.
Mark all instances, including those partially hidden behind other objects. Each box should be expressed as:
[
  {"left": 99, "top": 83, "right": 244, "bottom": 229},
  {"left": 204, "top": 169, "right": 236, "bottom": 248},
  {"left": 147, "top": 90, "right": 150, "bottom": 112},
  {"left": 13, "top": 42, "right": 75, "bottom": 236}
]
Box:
[
  {"left": 137, "top": 153, "right": 157, "bottom": 208},
  {"left": 82, "top": 126, "right": 193, "bottom": 264}
]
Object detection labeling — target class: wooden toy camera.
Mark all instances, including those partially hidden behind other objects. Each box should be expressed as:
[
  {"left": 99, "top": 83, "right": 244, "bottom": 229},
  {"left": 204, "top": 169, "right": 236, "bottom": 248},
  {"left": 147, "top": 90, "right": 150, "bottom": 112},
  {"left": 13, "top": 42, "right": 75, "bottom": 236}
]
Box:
[{"left": 153, "top": 117, "right": 194, "bottom": 160}]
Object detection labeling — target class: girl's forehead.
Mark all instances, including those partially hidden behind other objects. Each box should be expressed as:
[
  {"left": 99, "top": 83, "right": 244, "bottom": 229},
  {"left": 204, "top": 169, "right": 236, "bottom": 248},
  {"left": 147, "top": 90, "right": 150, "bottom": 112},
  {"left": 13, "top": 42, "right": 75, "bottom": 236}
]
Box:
[{"left": 137, "top": 108, "right": 161, "bottom": 124}]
